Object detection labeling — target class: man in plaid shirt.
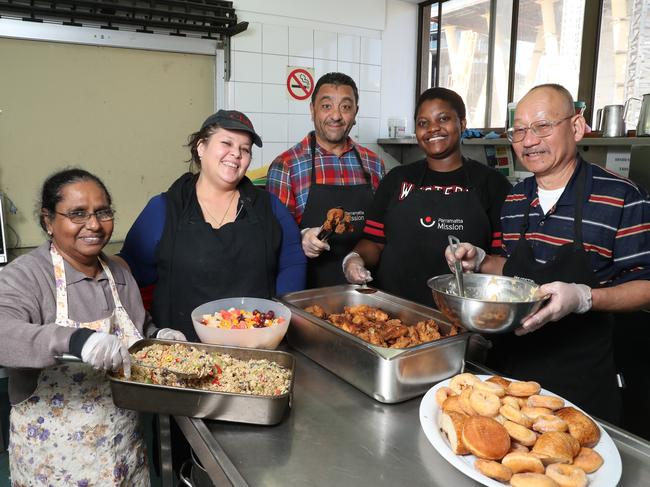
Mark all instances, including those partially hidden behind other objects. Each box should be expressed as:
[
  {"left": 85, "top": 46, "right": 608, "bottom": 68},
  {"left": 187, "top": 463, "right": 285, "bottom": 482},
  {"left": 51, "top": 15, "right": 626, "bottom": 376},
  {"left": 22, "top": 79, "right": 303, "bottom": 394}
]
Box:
[{"left": 267, "top": 72, "right": 385, "bottom": 287}]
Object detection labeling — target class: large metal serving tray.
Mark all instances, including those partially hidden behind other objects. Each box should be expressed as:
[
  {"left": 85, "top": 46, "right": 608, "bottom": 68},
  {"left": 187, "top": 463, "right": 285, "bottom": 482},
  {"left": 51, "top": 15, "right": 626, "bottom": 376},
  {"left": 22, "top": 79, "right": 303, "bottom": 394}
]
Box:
[
  {"left": 279, "top": 285, "right": 470, "bottom": 403},
  {"left": 109, "top": 339, "right": 294, "bottom": 425}
]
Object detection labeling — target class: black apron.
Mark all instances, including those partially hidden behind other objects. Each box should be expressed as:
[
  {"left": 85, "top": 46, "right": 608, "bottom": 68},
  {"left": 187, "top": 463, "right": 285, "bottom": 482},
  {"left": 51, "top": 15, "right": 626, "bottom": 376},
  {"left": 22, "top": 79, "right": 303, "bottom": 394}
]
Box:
[
  {"left": 300, "top": 133, "right": 375, "bottom": 288},
  {"left": 492, "top": 162, "right": 622, "bottom": 424},
  {"left": 152, "top": 174, "right": 278, "bottom": 341},
  {"left": 375, "top": 160, "right": 492, "bottom": 307}
]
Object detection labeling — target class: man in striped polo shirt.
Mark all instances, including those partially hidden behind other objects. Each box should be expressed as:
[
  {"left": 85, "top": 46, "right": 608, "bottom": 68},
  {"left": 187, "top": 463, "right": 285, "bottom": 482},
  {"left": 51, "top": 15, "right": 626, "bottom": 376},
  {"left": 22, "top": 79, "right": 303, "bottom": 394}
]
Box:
[{"left": 446, "top": 83, "right": 650, "bottom": 424}]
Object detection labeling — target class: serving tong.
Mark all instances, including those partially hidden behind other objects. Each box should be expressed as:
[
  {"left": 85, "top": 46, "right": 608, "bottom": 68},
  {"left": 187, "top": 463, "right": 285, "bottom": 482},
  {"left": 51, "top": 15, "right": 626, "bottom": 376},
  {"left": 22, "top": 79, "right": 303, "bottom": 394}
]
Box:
[{"left": 447, "top": 235, "right": 465, "bottom": 298}]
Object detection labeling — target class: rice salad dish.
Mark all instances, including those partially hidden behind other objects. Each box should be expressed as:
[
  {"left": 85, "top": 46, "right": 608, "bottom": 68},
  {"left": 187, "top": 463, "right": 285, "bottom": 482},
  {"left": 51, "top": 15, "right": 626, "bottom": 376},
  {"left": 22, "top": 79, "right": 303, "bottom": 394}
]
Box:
[{"left": 130, "top": 343, "right": 292, "bottom": 396}]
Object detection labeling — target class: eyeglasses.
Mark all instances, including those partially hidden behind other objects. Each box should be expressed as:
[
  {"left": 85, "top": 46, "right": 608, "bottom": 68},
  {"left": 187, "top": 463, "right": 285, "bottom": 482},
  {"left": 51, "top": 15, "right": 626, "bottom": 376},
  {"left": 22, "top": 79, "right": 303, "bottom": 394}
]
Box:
[
  {"left": 55, "top": 208, "right": 115, "bottom": 224},
  {"left": 506, "top": 115, "right": 574, "bottom": 143}
]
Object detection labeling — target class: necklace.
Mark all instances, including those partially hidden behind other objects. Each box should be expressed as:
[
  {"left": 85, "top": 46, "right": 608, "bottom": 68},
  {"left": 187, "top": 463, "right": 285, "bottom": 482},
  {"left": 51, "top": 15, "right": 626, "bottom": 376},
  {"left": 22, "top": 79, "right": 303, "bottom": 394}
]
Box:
[{"left": 202, "top": 190, "right": 237, "bottom": 228}]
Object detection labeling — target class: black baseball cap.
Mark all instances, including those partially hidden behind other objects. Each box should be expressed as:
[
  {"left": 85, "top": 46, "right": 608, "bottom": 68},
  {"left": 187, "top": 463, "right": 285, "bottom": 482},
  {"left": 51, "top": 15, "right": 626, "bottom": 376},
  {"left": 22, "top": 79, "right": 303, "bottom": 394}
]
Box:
[{"left": 200, "top": 110, "right": 263, "bottom": 147}]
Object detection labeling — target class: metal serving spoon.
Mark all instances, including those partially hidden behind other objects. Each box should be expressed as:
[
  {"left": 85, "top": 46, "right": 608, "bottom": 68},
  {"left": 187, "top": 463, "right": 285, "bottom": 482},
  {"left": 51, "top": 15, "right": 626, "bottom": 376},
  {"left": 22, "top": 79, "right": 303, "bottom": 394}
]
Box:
[
  {"left": 55, "top": 353, "right": 205, "bottom": 379},
  {"left": 447, "top": 235, "right": 465, "bottom": 298}
]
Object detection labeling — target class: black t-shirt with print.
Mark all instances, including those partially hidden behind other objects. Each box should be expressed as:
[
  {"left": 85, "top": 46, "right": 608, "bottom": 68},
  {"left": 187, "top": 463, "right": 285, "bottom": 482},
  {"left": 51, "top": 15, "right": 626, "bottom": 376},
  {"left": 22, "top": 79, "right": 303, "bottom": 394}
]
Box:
[{"left": 364, "top": 158, "right": 512, "bottom": 251}]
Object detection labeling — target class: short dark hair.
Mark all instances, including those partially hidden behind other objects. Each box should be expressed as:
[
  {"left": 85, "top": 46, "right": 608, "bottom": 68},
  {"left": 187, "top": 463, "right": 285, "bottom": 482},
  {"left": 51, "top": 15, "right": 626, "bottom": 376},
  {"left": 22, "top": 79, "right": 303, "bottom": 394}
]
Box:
[
  {"left": 415, "top": 87, "right": 466, "bottom": 121},
  {"left": 39, "top": 168, "right": 112, "bottom": 233},
  {"left": 311, "top": 72, "right": 359, "bottom": 105},
  {"left": 526, "top": 83, "right": 575, "bottom": 116}
]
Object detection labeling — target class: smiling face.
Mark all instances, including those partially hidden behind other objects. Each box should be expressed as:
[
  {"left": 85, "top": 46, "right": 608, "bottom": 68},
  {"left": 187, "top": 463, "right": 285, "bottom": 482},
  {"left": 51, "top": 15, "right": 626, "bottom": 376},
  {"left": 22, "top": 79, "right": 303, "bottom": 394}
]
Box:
[
  {"left": 415, "top": 98, "right": 466, "bottom": 169},
  {"left": 512, "top": 87, "right": 585, "bottom": 181},
  {"left": 310, "top": 83, "right": 358, "bottom": 151},
  {"left": 45, "top": 180, "right": 113, "bottom": 267},
  {"left": 197, "top": 127, "right": 253, "bottom": 189}
]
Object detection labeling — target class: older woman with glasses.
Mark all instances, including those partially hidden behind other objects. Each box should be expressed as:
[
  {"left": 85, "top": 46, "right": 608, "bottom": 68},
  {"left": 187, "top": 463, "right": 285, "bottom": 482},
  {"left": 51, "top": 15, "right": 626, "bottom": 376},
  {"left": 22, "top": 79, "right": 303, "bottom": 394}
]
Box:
[{"left": 0, "top": 168, "right": 176, "bottom": 486}]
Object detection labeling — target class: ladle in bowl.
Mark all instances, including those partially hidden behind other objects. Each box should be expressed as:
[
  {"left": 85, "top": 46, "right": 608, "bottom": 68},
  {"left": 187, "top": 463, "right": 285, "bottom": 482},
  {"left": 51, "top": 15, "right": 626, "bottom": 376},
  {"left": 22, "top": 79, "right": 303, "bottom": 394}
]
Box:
[{"left": 447, "top": 235, "right": 465, "bottom": 297}]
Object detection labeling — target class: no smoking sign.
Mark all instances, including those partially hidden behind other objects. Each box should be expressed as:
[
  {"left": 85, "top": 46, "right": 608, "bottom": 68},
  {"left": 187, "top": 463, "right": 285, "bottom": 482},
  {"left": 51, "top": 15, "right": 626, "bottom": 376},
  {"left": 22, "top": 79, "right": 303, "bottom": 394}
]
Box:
[{"left": 286, "top": 66, "right": 315, "bottom": 101}]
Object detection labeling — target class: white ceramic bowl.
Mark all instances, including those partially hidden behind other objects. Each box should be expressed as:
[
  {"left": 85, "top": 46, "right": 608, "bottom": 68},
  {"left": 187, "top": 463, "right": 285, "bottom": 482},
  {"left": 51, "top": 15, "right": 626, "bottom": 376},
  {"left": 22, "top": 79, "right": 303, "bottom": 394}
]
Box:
[{"left": 191, "top": 297, "right": 291, "bottom": 349}]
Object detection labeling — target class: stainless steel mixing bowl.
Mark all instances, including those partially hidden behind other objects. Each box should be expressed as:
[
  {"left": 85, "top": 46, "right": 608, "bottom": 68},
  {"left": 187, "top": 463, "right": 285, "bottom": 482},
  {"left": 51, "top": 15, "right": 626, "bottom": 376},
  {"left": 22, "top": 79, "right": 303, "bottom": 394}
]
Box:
[{"left": 427, "top": 274, "right": 548, "bottom": 334}]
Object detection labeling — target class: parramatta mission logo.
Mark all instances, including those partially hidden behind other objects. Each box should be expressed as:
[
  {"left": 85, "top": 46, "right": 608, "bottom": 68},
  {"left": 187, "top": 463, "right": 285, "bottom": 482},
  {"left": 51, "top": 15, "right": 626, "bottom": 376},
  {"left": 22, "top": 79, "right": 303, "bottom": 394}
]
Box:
[{"left": 419, "top": 217, "right": 464, "bottom": 231}]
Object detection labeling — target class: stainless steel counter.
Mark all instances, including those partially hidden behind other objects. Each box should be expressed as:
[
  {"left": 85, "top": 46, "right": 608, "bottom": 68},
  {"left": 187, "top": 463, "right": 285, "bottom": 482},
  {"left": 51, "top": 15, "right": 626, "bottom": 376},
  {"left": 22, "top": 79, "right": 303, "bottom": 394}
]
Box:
[{"left": 174, "top": 353, "right": 650, "bottom": 487}]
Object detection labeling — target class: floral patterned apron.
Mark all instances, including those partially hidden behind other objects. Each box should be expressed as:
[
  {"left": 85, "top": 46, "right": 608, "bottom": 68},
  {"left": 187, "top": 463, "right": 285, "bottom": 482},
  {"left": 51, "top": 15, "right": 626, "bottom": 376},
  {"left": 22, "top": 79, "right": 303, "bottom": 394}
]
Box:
[{"left": 8, "top": 245, "right": 149, "bottom": 486}]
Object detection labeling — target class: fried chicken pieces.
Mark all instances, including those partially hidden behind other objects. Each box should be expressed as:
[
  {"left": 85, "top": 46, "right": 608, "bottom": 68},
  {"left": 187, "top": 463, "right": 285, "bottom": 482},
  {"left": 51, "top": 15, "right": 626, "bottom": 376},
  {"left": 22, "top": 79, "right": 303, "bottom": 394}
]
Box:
[
  {"left": 322, "top": 208, "right": 353, "bottom": 235},
  {"left": 304, "top": 304, "right": 458, "bottom": 349}
]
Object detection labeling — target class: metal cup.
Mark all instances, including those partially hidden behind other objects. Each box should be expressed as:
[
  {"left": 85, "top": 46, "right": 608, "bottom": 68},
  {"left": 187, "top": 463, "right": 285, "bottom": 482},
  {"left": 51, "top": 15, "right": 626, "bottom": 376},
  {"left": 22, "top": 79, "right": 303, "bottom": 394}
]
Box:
[{"left": 601, "top": 105, "right": 626, "bottom": 137}]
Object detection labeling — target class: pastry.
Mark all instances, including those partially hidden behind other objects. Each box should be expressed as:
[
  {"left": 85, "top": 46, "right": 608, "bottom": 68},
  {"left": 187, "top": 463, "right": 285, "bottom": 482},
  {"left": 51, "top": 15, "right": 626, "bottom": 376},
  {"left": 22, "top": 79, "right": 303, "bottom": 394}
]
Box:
[
  {"left": 462, "top": 415, "right": 511, "bottom": 460},
  {"left": 555, "top": 407, "right": 600, "bottom": 448}
]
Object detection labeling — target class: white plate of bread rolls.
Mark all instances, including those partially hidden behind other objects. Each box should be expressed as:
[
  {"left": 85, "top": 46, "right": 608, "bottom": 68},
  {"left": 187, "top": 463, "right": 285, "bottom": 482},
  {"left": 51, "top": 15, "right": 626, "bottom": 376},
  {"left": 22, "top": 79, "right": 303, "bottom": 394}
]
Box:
[{"left": 419, "top": 373, "right": 622, "bottom": 487}]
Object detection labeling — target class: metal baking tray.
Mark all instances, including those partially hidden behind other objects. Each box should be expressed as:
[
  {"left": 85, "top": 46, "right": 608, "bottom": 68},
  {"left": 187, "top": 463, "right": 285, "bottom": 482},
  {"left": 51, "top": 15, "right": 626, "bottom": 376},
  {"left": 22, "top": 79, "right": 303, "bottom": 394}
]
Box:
[
  {"left": 279, "top": 285, "right": 470, "bottom": 403},
  {"left": 109, "top": 339, "right": 294, "bottom": 425}
]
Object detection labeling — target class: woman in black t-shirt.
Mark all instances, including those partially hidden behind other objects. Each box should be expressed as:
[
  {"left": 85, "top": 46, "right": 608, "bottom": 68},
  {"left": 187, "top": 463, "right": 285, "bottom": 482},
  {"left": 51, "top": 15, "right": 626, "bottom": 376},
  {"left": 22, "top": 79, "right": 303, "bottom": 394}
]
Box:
[{"left": 342, "top": 87, "right": 511, "bottom": 307}]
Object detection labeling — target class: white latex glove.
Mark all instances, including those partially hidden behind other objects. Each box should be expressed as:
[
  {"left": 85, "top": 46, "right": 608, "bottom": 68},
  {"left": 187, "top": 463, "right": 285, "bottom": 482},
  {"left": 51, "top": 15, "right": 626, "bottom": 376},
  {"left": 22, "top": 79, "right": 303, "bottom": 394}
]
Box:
[
  {"left": 444, "top": 242, "right": 486, "bottom": 273},
  {"left": 301, "top": 227, "right": 330, "bottom": 258},
  {"left": 157, "top": 328, "right": 187, "bottom": 341},
  {"left": 342, "top": 252, "right": 373, "bottom": 285},
  {"left": 80, "top": 332, "right": 131, "bottom": 378},
  {"left": 516, "top": 282, "right": 592, "bottom": 336}
]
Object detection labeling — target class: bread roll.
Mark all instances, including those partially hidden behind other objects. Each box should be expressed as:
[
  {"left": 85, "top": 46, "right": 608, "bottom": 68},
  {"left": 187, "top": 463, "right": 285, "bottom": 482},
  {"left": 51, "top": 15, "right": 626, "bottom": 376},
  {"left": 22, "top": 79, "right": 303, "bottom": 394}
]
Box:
[
  {"left": 439, "top": 411, "right": 470, "bottom": 455},
  {"left": 531, "top": 432, "right": 580, "bottom": 465},
  {"left": 461, "top": 415, "right": 511, "bottom": 460},
  {"left": 555, "top": 407, "right": 600, "bottom": 448},
  {"left": 442, "top": 395, "right": 466, "bottom": 416}
]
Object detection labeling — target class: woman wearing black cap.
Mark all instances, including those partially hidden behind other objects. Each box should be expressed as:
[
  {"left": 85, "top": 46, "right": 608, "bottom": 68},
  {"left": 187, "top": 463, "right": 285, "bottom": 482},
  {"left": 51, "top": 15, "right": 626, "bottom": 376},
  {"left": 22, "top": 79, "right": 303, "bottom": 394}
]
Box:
[
  {"left": 342, "top": 88, "right": 511, "bottom": 307},
  {"left": 117, "top": 110, "right": 307, "bottom": 341}
]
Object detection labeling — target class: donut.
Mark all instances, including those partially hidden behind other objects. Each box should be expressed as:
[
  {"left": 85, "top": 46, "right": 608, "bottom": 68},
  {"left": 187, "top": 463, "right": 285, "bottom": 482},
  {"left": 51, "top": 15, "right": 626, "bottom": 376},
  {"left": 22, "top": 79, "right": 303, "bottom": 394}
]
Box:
[
  {"left": 532, "top": 414, "right": 568, "bottom": 433},
  {"left": 502, "top": 396, "right": 523, "bottom": 410},
  {"left": 459, "top": 387, "right": 478, "bottom": 416},
  {"left": 470, "top": 389, "right": 501, "bottom": 417},
  {"left": 462, "top": 416, "right": 511, "bottom": 460},
  {"left": 474, "top": 380, "right": 507, "bottom": 397},
  {"left": 501, "top": 451, "right": 545, "bottom": 474},
  {"left": 521, "top": 406, "right": 553, "bottom": 420},
  {"left": 527, "top": 395, "right": 565, "bottom": 411},
  {"left": 449, "top": 373, "right": 479, "bottom": 395},
  {"left": 507, "top": 381, "right": 541, "bottom": 397},
  {"left": 486, "top": 375, "right": 512, "bottom": 389},
  {"left": 500, "top": 404, "right": 534, "bottom": 428},
  {"left": 474, "top": 458, "right": 513, "bottom": 482},
  {"left": 504, "top": 420, "right": 538, "bottom": 446},
  {"left": 436, "top": 386, "right": 454, "bottom": 407},
  {"left": 571, "top": 447, "right": 604, "bottom": 473},
  {"left": 510, "top": 473, "right": 560, "bottom": 487},
  {"left": 545, "top": 463, "right": 588, "bottom": 487},
  {"left": 555, "top": 407, "right": 601, "bottom": 448}
]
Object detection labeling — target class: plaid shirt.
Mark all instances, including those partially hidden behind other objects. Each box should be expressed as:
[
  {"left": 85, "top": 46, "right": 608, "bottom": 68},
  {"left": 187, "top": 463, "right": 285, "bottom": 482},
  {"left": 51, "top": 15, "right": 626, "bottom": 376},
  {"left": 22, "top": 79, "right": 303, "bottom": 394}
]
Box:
[
  {"left": 500, "top": 157, "right": 650, "bottom": 286},
  {"left": 266, "top": 132, "right": 385, "bottom": 224}
]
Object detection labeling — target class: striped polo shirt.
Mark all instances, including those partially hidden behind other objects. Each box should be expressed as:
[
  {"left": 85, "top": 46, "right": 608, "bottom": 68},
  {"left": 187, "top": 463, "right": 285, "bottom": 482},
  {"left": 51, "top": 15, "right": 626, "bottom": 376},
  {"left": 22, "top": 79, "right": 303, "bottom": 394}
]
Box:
[{"left": 500, "top": 157, "right": 650, "bottom": 286}]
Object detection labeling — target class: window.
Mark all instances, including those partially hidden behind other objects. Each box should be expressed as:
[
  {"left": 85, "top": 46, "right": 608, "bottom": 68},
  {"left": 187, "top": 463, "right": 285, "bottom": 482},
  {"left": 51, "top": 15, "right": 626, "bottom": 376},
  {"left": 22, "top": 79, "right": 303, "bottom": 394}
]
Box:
[
  {"left": 593, "top": 0, "right": 650, "bottom": 130},
  {"left": 418, "top": 0, "right": 650, "bottom": 130}
]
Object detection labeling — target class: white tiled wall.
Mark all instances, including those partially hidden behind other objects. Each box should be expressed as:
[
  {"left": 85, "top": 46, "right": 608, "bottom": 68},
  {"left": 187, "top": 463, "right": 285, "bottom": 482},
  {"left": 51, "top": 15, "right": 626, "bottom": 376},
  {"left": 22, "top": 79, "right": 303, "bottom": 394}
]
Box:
[{"left": 227, "top": 21, "right": 383, "bottom": 170}]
